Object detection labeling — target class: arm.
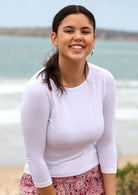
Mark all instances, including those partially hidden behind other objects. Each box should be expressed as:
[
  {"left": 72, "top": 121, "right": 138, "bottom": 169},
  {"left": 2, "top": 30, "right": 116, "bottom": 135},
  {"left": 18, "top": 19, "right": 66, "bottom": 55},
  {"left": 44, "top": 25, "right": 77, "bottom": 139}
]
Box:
[
  {"left": 37, "top": 184, "right": 56, "bottom": 195},
  {"left": 21, "top": 83, "right": 56, "bottom": 194},
  {"left": 102, "top": 173, "right": 116, "bottom": 195},
  {"left": 96, "top": 72, "right": 117, "bottom": 194}
]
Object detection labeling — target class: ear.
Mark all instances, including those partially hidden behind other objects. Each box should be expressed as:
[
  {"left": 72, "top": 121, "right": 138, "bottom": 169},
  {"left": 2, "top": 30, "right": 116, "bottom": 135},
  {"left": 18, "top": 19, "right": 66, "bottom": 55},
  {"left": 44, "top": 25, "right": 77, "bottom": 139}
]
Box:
[
  {"left": 51, "top": 32, "right": 58, "bottom": 47},
  {"left": 92, "top": 34, "right": 96, "bottom": 48}
]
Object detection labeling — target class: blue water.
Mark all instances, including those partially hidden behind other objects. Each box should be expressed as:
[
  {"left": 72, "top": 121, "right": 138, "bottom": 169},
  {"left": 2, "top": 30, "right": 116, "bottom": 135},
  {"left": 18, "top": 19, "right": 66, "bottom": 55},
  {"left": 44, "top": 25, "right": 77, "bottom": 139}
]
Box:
[
  {"left": 0, "top": 36, "right": 138, "bottom": 166},
  {"left": 0, "top": 36, "right": 138, "bottom": 79}
]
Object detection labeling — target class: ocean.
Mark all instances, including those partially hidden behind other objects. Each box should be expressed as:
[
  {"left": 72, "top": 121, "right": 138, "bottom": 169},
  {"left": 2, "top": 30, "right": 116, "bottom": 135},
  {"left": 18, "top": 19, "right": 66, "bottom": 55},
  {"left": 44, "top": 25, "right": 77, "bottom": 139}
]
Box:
[{"left": 0, "top": 36, "right": 138, "bottom": 166}]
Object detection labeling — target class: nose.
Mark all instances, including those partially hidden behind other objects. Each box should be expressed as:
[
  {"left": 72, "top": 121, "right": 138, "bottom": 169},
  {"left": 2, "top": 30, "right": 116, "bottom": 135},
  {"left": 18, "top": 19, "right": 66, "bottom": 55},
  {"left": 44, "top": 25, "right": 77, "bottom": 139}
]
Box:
[{"left": 74, "top": 31, "right": 82, "bottom": 41}]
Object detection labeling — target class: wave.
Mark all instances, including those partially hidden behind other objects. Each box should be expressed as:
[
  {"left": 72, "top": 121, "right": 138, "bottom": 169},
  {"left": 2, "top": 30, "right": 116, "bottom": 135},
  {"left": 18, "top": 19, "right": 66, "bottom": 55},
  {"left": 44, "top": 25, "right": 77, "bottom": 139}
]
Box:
[
  {"left": 0, "top": 79, "right": 138, "bottom": 124},
  {"left": 116, "top": 108, "right": 138, "bottom": 121},
  {"left": 0, "top": 108, "right": 20, "bottom": 125},
  {"left": 1, "top": 108, "right": 137, "bottom": 125},
  {"left": 0, "top": 79, "right": 27, "bottom": 95},
  {"left": 0, "top": 79, "right": 138, "bottom": 94},
  {"left": 116, "top": 80, "right": 138, "bottom": 88}
]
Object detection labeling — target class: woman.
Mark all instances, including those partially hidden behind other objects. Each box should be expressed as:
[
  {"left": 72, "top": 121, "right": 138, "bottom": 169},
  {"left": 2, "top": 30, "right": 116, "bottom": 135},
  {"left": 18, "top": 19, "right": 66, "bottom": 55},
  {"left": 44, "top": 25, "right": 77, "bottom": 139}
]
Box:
[{"left": 19, "top": 5, "right": 117, "bottom": 195}]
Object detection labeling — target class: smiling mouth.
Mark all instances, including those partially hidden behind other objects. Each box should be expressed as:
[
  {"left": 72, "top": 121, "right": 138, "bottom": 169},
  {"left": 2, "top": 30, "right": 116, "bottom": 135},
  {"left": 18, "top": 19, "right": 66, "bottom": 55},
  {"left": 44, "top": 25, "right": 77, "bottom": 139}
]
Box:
[
  {"left": 70, "top": 45, "right": 84, "bottom": 49},
  {"left": 71, "top": 46, "right": 83, "bottom": 49}
]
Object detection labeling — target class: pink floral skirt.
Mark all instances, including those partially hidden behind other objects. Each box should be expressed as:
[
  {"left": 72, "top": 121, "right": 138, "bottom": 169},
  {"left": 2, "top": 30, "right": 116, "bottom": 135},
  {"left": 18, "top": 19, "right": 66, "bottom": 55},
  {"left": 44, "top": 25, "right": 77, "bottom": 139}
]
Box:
[{"left": 19, "top": 165, "right": 105, "bottom": 195}]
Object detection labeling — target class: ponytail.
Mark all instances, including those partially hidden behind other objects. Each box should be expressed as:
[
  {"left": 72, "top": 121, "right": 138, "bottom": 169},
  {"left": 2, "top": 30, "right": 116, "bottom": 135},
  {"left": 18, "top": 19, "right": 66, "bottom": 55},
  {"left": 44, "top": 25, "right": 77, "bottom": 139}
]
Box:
[
  {"left": 39, "top": 53, "right": 87, "bottom": 94},
  {"left": 39, "top": 51, "right": 66, "bottom": 94}
]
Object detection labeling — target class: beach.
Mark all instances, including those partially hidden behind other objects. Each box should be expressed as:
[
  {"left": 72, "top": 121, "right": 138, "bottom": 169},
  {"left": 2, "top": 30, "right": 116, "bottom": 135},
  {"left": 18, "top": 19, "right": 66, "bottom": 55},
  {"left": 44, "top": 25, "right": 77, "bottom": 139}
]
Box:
[
  {"left": 0, "top": 166, "right": 23, "bottom": 195},
  {"left": 0, "top": 37, "right": 138, "bottom": 194},
  {"left": 0, "top": 156, "right": 138, "bottom": 195}
]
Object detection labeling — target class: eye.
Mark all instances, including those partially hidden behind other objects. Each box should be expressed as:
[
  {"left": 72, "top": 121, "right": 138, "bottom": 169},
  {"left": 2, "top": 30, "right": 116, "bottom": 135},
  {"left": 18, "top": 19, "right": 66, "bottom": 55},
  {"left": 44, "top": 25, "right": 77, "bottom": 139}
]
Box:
[
  {"left": 82, "top": 31, "right": 90, "bottom": 34},
  {"left": 65, "top": 30, "right": 73, "bottom": 33}
]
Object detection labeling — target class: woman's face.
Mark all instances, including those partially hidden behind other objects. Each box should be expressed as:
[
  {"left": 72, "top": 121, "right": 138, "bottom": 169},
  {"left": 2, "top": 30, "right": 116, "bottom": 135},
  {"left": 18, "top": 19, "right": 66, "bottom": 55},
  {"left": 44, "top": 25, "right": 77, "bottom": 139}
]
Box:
[{"left": 51, "top": 13, "right": 96, "bottom": 64}]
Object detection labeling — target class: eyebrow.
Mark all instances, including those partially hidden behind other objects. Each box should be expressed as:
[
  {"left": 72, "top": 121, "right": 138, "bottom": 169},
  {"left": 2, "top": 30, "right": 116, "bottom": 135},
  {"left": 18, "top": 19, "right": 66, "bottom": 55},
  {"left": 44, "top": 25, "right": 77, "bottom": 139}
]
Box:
[{"left": 63, "top": 26, "right": 93, "bottom": 30}]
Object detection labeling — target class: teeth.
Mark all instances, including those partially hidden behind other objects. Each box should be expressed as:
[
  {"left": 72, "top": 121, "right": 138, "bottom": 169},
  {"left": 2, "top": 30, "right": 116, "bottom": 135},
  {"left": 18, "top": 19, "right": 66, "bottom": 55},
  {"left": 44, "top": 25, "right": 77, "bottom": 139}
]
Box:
[{"left": 71, "top": 46, "right": 83, "bottom": 49}]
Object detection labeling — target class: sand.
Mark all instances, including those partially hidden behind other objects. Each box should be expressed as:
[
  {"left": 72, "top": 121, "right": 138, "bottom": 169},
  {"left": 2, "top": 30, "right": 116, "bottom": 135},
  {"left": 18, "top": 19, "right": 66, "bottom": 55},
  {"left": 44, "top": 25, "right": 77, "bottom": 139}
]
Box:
[
  {"left": 0, "top": 156, "right": 138, "bottom": 195},
  {"left": 0, "top": 166, "right": 23, "bottom": 195}
]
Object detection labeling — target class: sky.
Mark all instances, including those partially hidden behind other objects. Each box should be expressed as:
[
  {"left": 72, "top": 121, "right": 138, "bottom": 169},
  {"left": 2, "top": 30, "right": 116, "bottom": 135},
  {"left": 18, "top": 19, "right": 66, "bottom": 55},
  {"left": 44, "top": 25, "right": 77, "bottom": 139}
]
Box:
[{"left": 0, "top": 0, "right": 138, "bottom": 32}]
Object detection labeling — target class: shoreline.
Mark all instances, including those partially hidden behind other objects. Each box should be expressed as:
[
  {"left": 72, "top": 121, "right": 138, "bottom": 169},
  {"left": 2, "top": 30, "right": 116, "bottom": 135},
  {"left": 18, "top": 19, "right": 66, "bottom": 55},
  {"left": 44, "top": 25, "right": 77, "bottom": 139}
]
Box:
[
  {"left": 0, "top": 156, "right": 138, "bottom": 195},
  {"left": 0, "top": 28, "right": 138, "bottom": 42}
]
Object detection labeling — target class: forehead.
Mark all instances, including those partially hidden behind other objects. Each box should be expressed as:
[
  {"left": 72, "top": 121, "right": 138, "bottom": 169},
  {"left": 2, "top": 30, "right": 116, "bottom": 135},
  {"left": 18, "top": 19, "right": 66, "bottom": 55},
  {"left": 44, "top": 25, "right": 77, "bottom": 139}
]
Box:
[{"left": 59, "top": 13, "right": 93, "bottom": 28}]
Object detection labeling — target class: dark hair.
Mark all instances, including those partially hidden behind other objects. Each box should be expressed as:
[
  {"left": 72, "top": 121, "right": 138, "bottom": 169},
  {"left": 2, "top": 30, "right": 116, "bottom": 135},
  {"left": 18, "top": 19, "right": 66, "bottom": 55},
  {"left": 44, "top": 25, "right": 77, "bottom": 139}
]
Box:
[
  {"left": 52, "top": 5, "right": 96, "bottom": 34},
  {"left": 41, "top": 5, "right": 96, "bottom": 93}
]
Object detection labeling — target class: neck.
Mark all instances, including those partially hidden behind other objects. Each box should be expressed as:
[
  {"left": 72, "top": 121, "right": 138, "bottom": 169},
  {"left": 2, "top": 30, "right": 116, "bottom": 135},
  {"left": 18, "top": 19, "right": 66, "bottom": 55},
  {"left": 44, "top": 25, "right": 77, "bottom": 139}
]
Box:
[{"left": 58, "top": 58, "right": 88, "bottom": 88}]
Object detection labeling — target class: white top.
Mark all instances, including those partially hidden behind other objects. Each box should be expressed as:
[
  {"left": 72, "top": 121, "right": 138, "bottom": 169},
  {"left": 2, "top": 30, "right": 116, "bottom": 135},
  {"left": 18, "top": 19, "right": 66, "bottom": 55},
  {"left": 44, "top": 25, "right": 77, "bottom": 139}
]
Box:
[{"left": 21, "top": 63, "right": 117, "bottom": 188}]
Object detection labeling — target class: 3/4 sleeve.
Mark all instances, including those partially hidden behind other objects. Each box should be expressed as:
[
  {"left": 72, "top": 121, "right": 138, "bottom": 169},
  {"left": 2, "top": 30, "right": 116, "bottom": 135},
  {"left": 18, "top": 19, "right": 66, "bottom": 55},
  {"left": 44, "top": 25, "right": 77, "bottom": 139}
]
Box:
[
  {"left": 96, "top": 72, "right": 117, "bottom": 173},
  {"left": 21, "top": 83, "right": 52, "bottom": 188}
]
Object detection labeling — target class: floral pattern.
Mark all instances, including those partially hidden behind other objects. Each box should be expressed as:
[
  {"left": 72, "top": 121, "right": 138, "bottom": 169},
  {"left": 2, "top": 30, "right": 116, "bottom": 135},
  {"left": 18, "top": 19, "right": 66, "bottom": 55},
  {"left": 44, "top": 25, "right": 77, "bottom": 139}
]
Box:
[
  {"left": 19, "top": 165, "right": 105, "bottom": 194},
  {"left": 19, "top": 173, "right": 40, "bottom": 195}
]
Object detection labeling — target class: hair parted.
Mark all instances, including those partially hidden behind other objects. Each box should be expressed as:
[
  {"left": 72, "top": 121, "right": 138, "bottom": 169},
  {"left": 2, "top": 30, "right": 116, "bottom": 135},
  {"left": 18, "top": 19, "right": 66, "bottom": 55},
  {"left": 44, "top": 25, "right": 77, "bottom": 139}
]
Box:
[
  {"left": 40, "top": 5, "right": 96, "bottom": 94},
  {"left": 52, "top": 5, "right": 96, "bottom": 34}
]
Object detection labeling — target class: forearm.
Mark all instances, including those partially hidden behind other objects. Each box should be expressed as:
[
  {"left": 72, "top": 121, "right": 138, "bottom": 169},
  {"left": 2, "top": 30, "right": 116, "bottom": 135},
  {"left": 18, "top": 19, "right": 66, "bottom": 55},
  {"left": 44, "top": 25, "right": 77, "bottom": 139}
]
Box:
[
  {"left": 37, "top": 184, "right": 56, "bottom": 195},
  {"left": 102, "top": 173, "right": 116, "bottom": 195}
]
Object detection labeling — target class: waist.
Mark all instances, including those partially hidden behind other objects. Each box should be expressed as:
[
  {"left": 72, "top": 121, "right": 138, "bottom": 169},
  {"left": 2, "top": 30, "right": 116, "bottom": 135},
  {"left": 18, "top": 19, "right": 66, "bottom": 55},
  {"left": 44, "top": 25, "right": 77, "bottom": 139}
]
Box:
[
  {"left": 52, "top": 164, "right": 101, "bottom": 183},
  {"left": 47, "top": 149, "right": 99, "bottom": 178}
]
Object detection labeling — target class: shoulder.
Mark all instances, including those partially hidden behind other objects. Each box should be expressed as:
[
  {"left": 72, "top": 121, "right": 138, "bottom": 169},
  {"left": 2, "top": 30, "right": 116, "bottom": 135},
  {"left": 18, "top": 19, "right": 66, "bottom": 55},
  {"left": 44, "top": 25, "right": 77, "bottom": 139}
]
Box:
[
  {"left": 88, "top": 62, "right": 115, "bottom": 84},
  {"left": 23, "top": 68, "right": 50, "bottom": 99}
]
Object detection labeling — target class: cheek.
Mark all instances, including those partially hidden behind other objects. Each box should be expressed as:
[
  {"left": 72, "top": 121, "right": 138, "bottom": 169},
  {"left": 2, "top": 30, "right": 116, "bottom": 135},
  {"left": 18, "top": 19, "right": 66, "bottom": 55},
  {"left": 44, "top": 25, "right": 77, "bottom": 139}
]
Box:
[
  {"left": 58, "top": 36, "right": 70, "bottom": 48},
  {"left": 88, "top": 39, "right": 95, "bottom": 49},
  {"left": 86, "top": 39, "right": 94, "bottom": 49}
]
